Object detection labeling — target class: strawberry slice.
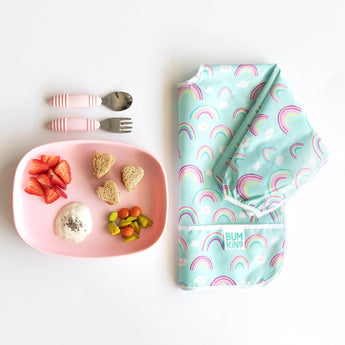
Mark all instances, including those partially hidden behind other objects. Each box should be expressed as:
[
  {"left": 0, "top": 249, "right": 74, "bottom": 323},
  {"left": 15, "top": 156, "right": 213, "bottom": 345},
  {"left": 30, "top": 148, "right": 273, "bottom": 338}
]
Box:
[
  {"left": 53, "top": 185, "right": 67, "bottom": 199},
  {"left": 54, "top": 160, "right": 71, "bottom": 184},
  {"left": 48, "top": 156, "right": 60, "bottom": 167},
  {"left": 41, "top": 155, "right": 60, "bottom": 168},
  {"left": 28, "top": 159, "right": 49, "bottom": 175},
  {"left": 41, "top": 155, "right": 49, "bottom": 163},
  {"left": 47, "top": 169, "right": 66, "bottom": 190},
  {"left": 44, "top": 187, "right": 60, "bottom": 204},
  {"left": 36, "top": 173, "right": 52, "bottom": 187},
  {"left": 24, "top": 177, "right": 44, "bottom": 196}
]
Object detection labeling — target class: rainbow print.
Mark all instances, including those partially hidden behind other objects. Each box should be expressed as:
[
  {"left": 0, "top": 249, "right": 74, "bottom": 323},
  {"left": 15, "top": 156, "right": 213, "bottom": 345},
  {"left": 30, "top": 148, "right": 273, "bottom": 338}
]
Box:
[
  {"left": 218, "top": 86, "right": 232, "bottom": 99},
  {"left": 196, "top": 145, "right": 215, "bottom": 160},
  {"left": 212, "top": 208, "right": 237, "bottom": 223},
  {"left": 193, "top": 188, "right": 223, "bottom": 203},
  {"left": 245, "top": 234, "right": 268, "bottom": 249},
  {"left": 289, "top": 143, "right": 304, "bottom": 159},
  {"left": 257, "top": 279, "right": 267, "bottom": 284},
  {"left": 270, "top": 83, "right": 288, "bottom": 103},
  {"left": 177, "top": 84, "right": 203, "bottom": 101},
  {"left": 236, "top": 173, "right": 263, "bottom": 201},
  {"left": 269, "top": 252, "right": 284, "bottom": 268},
  {"left": 249, "top": 114, "right": 269, "bottom": 136},
  {"left": 277, "top": 105, "right": 302, "bottom": 134},
  {"left": 178, "top": 165, "right": 204, "bottom": 183},
  {"left": 178, "top": 235, "right": 188, "bottom": 251},
  {"left": 190, "top": 255, "right": 213, "bottom": 271},
  {"left": 250, "top": 82, "right": 266, "bottom": 101},
  {"left": 209, "top": 125, "right": 232, "bottom": 140},
  {"left": 214, "top": 174, "right": 223, "bottom": 186},
  {"left": 234, "top": 64, "right": 258, "bottom": 76},
  {"left": 250, "top": 215, "right": 259, "bottom": 223},
  {"left": 233, "top": 108, "right": 248, "bottom": 119},
  {"left": 202, "top": 64, "right": 215, "bottom": 77},
  {"left": 190, "top": 105, "right": 219, "bottom": 120},
  {"left": 178, "top": 122, "right": 196, "bottom": 140},
  {"left": 229, "top": 153, "right": 246, "bottom": 172},
  {"left": 210, "top": 275, "right": 237, "bottom": 286},
  {"left": 178, "top": 206, "right": 199, "bottom": 224},
  {"left": 262, "top": 195, "right": 283, "bottom": 210},
  {"left": 295, "top": 167, "right": 313, "bottom": 189},
  {"left": 202, "top": 232, "right": 224, "bottom": 251},
  {"left": 267, "top": 169, "right": 291, "bottom": 194},
  {"left": 230, "top": 255, "right": 249, "bottom": 271},
  {"left": 269, "top": 210, "right": 280, "bottom": 222},
  {"left": 312, "top": 133, "right": 324, "bottom": 159},
  {"left": 261, "top": 147, "right": 277, "bottom": 163}
]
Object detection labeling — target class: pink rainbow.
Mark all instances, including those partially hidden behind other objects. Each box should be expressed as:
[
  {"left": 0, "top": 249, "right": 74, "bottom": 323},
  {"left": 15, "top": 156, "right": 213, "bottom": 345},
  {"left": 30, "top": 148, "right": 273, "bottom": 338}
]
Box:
[
  {"left": 178, "top": 164, "right": 204, "bottom": 183},
  {"left": 250, "top": 82, "right": 266, "bottom": 101},
  {"left": 177, "top": 84, "right": 203, "bottom": 100},
  {"left": 278, "top": 105, "right": 302, "bottom": 134},
  {"left": 249, "top": 114, "right": 269, "bottom": 136},
  {"left": 234, "top": 64, "right": 258, "bottom": 76},
  {"left": 236, "top": 173, "right": 263, "bottom": 201},
  {"left": 210, "top": 275, "right": 237, "bottom": 286},
  {"left": 190, "top": 255, "right": 213, "bottom": 271}
]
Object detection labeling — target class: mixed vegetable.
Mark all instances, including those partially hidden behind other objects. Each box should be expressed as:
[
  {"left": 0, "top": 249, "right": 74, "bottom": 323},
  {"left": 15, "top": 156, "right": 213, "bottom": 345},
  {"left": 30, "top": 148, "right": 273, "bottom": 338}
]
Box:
[{"left": 108, "top": 206, "right": 153, "bottom": 242}]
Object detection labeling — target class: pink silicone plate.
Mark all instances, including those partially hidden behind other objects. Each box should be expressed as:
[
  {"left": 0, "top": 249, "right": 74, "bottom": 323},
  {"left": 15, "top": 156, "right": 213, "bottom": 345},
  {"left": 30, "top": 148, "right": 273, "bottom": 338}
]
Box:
[{"left": 13, "top": 140, "right": 168, "bottom": 257}]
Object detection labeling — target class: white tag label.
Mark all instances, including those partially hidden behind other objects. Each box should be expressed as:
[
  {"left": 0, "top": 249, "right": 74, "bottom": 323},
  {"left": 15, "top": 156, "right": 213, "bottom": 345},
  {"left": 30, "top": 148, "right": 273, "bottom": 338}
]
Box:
[{"left": 223, "top": 227, "right": 245, "bottom": 251}]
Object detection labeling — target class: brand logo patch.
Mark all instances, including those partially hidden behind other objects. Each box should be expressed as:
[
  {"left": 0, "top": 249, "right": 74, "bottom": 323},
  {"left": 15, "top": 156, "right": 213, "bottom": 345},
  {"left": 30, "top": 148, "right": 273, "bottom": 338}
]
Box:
[{"left": 223, "top": 227, "right": 245, "bottom": 250}]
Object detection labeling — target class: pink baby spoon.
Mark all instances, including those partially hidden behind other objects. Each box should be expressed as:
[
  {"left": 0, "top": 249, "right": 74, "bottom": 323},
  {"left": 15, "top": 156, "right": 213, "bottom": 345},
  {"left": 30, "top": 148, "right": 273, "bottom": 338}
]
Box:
[{"left": 48, "top": 92, "right": 132, "bottom": 111}]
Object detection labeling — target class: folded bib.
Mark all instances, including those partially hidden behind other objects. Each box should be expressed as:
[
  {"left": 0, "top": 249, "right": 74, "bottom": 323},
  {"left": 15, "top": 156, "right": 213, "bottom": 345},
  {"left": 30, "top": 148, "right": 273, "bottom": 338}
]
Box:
[{"left": 177, "top": 64, "right": 327, "bottom": 289}]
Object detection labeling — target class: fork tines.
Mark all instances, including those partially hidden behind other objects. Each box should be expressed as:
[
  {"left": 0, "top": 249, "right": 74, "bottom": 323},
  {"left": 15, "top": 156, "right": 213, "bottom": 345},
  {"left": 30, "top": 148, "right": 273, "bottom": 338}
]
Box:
[{"left": 119, "top": 117, "right": 133, "bottom": 133}]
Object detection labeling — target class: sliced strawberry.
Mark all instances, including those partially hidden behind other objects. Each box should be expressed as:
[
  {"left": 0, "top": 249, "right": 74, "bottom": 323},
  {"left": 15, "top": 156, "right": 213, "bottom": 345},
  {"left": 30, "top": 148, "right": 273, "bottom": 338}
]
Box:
[
  {"left": 47, "top": 169, "right": 66, "bottom": 190},
  {"left": 44, "top": 187, "right": 60, "bottom": 204},
  {"left": 54, "top": 160, "right": 71, "bottom": 184},
  {"left": 24, "top": 177, "right": 44, "bottom": 196},
  {"left": 53, "top": 185, "right": 67, "bottom": 199},
  {"left": 28, "top": 159, "right": 49, "bottom": 175},
  {"left": 36, "top": 173, "right": 52, "bottom": 187},
  {"left": 41, "top": 155, "right": 60, "bottom": 168},
  {"left": 41, "top": 155, "right": 49, "bottom": 163}
]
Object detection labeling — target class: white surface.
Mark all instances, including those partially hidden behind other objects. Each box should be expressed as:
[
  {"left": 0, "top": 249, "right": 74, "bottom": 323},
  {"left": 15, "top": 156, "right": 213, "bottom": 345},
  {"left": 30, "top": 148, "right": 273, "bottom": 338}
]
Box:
[{"left": 1, "top": 0, "right": 344, "bottom": 344}]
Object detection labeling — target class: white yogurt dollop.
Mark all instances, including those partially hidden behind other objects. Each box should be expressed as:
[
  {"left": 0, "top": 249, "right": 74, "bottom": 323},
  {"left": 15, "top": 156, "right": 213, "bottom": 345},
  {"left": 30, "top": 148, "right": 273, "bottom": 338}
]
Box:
[{"left": 55, "top": 202, "right": 92, "bottom": 244}]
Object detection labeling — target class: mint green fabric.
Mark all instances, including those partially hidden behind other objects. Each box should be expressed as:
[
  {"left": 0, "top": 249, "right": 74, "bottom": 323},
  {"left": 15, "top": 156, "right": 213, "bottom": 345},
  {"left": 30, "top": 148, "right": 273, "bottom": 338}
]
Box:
[{"left": 177, "top": 64, "right": 327, "bottom": 289}]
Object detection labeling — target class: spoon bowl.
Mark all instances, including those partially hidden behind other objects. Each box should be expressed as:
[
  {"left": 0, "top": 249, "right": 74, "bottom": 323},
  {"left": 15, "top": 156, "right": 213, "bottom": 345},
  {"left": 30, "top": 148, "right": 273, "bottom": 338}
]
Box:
[{"left": 101, "top": 92, "right": 133, "bottom": 111}]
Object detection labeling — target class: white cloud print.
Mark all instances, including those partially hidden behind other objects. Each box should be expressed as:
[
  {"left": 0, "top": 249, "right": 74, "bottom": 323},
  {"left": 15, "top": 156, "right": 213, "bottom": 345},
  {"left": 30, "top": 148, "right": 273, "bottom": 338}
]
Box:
[
  {"left": 200, "top": 206, "right": 210, "bottom": 215},
  {"left": 255, "top": 256, "right": 267, "bottom": 264},
  {"left": 240, "top": 135, "right": 250, "bottom": 148},
  {"left": 194, "top": 276, "right": 206, "bottom": 285},
  {"left": 219, "top": 101, "right": 229, "bottom": 109},
  {"left": 198, "top": 123, "right": 209, "bottom": 131},
  {"left": 236, "top": 80, "right": 248, "bottom": 88},
  {"left": 265, "top": 128, "right": 274, "bottom": 140},
  {"left": 220, "top": 65, "right": 232, "bottom": 73},
  {"left": 275, "top": 155, "right": 284, "bottom": 166}
]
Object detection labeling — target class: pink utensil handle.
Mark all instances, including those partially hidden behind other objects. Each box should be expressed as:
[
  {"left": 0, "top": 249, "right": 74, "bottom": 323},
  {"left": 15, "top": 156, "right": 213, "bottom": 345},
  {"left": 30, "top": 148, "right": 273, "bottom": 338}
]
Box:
[
  {"left": 48, "top": 94, "right": 102, "bottom": 108},
  {"left": 50, "top": 117, "right": 100, "bottom": 131}
]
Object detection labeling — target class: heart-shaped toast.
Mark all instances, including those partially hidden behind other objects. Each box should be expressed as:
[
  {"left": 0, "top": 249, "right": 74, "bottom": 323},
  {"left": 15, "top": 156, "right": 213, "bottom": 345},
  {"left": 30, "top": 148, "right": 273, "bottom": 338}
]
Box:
[
  {"left": 92, "top": 151, "right": 115, "bottom": 179},
  {"left": 121, "top": 164, "right": 144, "bottom": 192},
  {"left": 96, "top": 180, "right": 120, "bottom": 205}
]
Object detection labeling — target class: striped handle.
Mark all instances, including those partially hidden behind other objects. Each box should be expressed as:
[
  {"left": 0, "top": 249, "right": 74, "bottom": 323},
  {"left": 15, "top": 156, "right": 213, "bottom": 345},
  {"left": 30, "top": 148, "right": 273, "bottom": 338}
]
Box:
[
  {"left": 48, "top": 94, "right": 102, "bottom": 108},
  {"left": 49, "top": 117, "right": 101, "bottom": 131}
]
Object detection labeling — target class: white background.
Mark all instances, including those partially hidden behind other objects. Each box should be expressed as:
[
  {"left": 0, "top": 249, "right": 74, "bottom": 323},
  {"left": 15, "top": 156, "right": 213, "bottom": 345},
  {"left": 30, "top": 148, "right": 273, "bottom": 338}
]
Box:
[{"left": 1, "top": 1, "right": 344, "bottom": 344}]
